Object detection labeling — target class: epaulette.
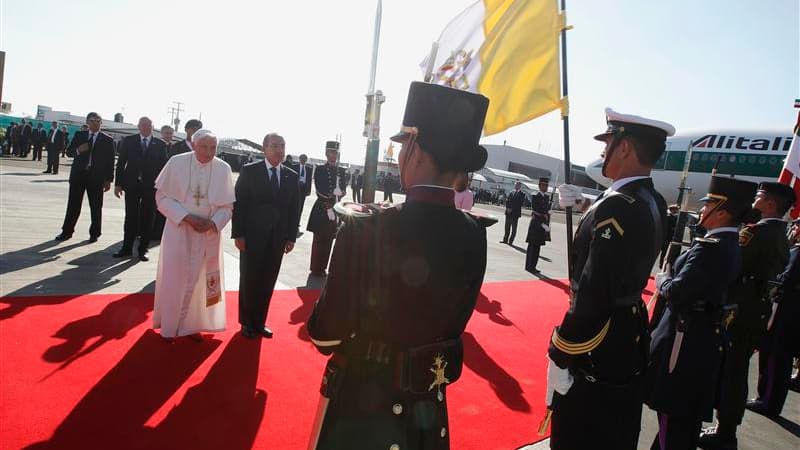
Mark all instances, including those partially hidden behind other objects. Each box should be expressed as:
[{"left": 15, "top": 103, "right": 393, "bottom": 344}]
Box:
[
  {"left": 739, "top": 227, "right": 755, "bottom": 247},
  {"left": 613, "top": 192, "right": 636, "bottom": 204},
  {"left": 333, "top": 201, "right": 399, "bottom": 220},
  {"left": 462, "top": 208, "right": 499, "bottom": 227},
  {"left": 694, "top": 236, "right": 720, "bottom": 244}
]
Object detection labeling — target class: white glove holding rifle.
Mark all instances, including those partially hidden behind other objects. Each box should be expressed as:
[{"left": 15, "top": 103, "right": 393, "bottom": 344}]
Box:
[
  {"left": 557, "top": 184, "right": 584, "bottom": 209},
  {"left": 545, "top": 355, "right": 574, "bottom": 406}
]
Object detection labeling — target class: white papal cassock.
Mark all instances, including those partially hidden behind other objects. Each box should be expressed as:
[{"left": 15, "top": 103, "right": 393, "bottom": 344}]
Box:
[{"left": 153, "top": 152, "right": 235, "bottom": 338}]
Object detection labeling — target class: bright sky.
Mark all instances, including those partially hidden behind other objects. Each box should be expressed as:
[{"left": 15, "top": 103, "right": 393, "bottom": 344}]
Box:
[{"left": 1, "top": 0, "right": 797, "bottom": 165}]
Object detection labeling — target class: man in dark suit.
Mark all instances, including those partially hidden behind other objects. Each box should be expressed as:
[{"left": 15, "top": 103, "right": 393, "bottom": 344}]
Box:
[
  {"left": 350, "top": 168, "right": 363, "bottom": 203},
  {"left": 383, "top": 173, "right": 396, "bottom": 202},
  {"left": 232, "top": 133, "right": 299, "bottom": 339},
  {"left": 501, "top": 181, "right": 525, "bottom": 244},
  {"left": 55, "top": 112, "right": 115, "bottom": 242},
  {"left": 525, "top": 178, "right": 551, "bottom": 273},
  {"left": 31, "top": 123, "right": 46, "bottom": 161},
  {"left": 168, "top": 119, "right": 202, "bottom": 158},
  {"left": 19, "top": 119, "right": 32, "bottom": 157},
  {"left": 43, "top": 121, "right": 65, "bottom": 174},
  {"left": 112, "top": 117, "right": 168, "bottom": 261}
]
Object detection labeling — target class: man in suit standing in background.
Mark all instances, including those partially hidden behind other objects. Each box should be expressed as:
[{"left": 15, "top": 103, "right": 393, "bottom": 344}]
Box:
[
  {"left": 501, "top": 181, "right": 525, "bottom": 244},
  {"left": 112, "top": 117, "right": 168, "bottom": 261},
  {"left": 168, "top": 119, "right": 202, "bottom": 158},
  {"left": 296, "top": 153, "right": 313, "bottom": 224},
  {"left": 232, "top": 133, "right": 299, "bottom": 339},
  {"left": 55, "top": 112, "right": 115, "bottom": 242},
  {"left": 31, "top": 123, "right": 46, "bottom": 161},
  {"left": 350, "top": 168, "right": 363, "bottom": 203},
  {"left": 43, "top": 121, "right": 65, "bottom": 174}
]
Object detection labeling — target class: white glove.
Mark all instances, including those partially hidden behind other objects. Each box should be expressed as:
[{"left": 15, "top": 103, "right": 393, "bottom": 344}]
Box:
[
  {"left": 557, "top": 184, "right": 583, "bottom": 209},
  {"left": 655, "top": 271, "right": 669, "bottom": 294},
  {"left": 545, "top": 356, "right": 574, "bottom": 406}
]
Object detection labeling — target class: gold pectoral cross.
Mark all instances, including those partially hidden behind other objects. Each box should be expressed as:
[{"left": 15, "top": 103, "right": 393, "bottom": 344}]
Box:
[{"left": 193, "top": 186, "right": 206, "bottom": 207}]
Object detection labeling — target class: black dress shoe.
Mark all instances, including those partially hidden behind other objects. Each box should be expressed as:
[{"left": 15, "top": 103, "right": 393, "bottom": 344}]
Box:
[
  {"left": 241, "top": 326, "right": 258, "bottom": 339},
  {"left": 261, "top": 327, "right": 274, "bottom": 338},
  {"left": 138, "top": 254, "right": 149, "bottom": 262},
  {"left": 112, "top": 250, "right": 132, "bottom": 258},
  {"left": 55, "top": 233, "right": 72, "bottom": 241},
  {"left": 88, "top": 236, "right": 99, "bottom": 243},
  {"left": 698, "top": 427, "right": 737, "bottom": 450},
  {"left": 42, "top": 170, "right": 51, "bottom": 174},
  {"left": 745, "top": 399, "right": 777, "bottom": 417}
]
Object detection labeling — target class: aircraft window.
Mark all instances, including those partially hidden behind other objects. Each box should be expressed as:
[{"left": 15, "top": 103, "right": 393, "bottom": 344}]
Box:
[
  {"left": 738, "top": 155, "right": 746, "bottom": 163},
  {"left": 769, "top": 157, "right": 777, "bottom": 165},
  {"left": 729, "top": 155, "right": 736, "bottom": 163},
  {"left": 701, "top": 154, "right": 709, "bottom": 161},
  {"left": 749, "top": 156, "right": 756, "bottom": 163},
  {"left": 692, "top": 153, "right": 700, "bottom": 161},
  {"left": 759, "top": 157, "right": 766, "bottom": 164}
]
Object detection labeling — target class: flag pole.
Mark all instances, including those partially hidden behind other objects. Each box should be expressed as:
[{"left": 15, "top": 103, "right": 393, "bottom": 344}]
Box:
[
  {"left": 362, "top": 0, "right": 384, "bottom": 204},
  {"left": 559, "top": 0, "right": 574, "bottom": 279}
]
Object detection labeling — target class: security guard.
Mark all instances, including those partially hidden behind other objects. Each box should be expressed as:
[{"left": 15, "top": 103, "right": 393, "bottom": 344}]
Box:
[
  {"left": 547, "top": 109, "right": 673, "bottom": 450},
  {"left": 746, "top": 217, "right": 799, "bottom": 418},
  {"left": 524, "top": 177, "right": 551, "bottom": 274},
  {"left": 699, "top": 182, "right": 793, "bottom": 449},
  {"left": 306, "top": 82, "right": 491, "bottom": 450},
  {"left": 306, "top": 141, "right": 348, "bottom": 276},
  {"left": 648, "top": 176, "right": 759, "bottom": 450}
]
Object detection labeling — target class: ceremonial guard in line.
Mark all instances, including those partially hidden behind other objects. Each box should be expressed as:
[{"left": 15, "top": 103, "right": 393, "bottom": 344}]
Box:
[
  {"left": 306, "top": 141, "right": 347, "bottom": 276},
  {"left": 746, "top": 217, "right": 800, "bottom": 419},
  {"left": 698, "top": 182, "right": 794, "bottom": 449},
  {"left": 545, "top": 109, "right": 672, "bottom": 450},
  {"left": 307, "top": 82, "right": 491, "bottom": 450},
  {"left": 647, "top": 176, "right": 759, "bottom": 450},
  {"left": 525, "top": 177, "right": 551, "bottom": 274}
]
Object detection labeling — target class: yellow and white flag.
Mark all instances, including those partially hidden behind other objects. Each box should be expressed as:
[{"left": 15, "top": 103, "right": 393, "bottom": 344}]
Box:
[{"left": 423, "top": 0, "right": 565, "bottom": 136}]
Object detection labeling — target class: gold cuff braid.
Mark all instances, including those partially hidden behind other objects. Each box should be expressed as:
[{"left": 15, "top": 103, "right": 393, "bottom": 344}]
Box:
[{"left": 551, "top": 320, "right": 610, "bottom": 355}]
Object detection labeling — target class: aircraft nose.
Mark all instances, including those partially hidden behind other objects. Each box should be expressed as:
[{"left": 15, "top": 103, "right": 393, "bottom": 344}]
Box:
[{"left": 585, "top": 159, "right": 612, "bottom": 188}]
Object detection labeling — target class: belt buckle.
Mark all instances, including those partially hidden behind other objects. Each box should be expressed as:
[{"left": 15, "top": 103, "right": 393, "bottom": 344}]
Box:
[{"left": 585, "top": 375, "right": 597, "bottom": 383}]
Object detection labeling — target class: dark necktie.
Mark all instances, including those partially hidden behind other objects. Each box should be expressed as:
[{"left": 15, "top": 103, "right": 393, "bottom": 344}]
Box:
[
  {"left": 270, "top": 167, "right": 279, "bottom": 197},
  {"left": 141, "top": 138, "right": 148, "bottom": 154},
  {"left": 86, "top": 133, "right": 96, "bottom": 169}
]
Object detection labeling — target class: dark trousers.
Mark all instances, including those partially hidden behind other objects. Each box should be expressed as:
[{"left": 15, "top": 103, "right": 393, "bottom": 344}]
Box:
[
  {"left": 238, "top": 244, "right": 284, "bottom": 329},
  {"left": 152, "top": 211, "right": 166, "bottom": 242},
  {"left": 352, "top": 187, "right": 361, "bottom": 203},
  {"left": 650, "top": 413, "right": 702, "bottom": 450},
  {"left": 716, "top": 328, "right": 760, "bottom": 426},
  {"left": 46, "top": 149, "right": 60, "bottom": 173},
  {"left": 310, "top": 233, "right": 334, "bottom": 274},
  {"left": 502, "top": 216, "right": 518, "bottom": 243},
  {"left": 383, "top": 191, "right": 394, "bottom": 202},
  {"left": 61, "top": 175, "right": 104, "bottom": 238},
  {"left": 526, "top": 243, "right": 542, "bottom": 271},
  {"left": 755, "top": 339, "right": 795, "bottom": 415},
  {"left": 551, "top": 376, "right": 643, "bottom": 450},
  {"left": 18, "top": 138, "right": 29, "bottom": 156},
  {"left": 122, "top": 183, "right": 156, "bottom": 254},
  {"left": 31, "top": 144, "right": 44, "bottom": 161}
]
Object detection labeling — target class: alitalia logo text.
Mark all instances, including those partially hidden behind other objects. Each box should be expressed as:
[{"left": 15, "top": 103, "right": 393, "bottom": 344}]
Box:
[{"left": 690, "top": 135, "right": 792, "bottom": 151}]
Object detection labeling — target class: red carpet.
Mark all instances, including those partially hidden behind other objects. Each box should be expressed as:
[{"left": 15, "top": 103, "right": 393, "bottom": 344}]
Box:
[{"left": 0, "top": 279, "right": 652, "bottom": 449}]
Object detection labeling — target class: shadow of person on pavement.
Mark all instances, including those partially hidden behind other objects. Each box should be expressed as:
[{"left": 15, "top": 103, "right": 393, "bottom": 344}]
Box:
[
  {"left": 462, "top": 331, "right": 531, "bottom": 412},
  {"left": 25, "top": 329, "right": 222, "bottom": 450},
  {"left": 41, "top": 282, "right": 156, "bottom": 377},
  {"left": 0, "top": 239, "right": 86, "bottom": 276},
  {"left": 0, "top": 242, "right": 138, "bottom": 320},
  {"left": 153, "top": 334, "right": 267, "bottom": 450}
]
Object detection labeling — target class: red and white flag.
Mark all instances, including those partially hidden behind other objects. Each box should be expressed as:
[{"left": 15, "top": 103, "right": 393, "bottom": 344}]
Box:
[{"left": 778, "top": 100, "right": 800, "bottom": 218}]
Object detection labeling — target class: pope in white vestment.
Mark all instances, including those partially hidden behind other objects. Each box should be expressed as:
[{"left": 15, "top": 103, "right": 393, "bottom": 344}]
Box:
[{"left": 152, "top": 133, "right": 235, "bottom": 338}]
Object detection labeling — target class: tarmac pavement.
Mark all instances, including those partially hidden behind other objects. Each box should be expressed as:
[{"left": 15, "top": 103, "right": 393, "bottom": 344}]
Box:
[{"left": 0, "top": 155, "right": 797, "bottom": 449}]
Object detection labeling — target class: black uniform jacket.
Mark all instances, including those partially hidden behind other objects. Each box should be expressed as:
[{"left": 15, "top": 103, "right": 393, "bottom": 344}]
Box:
[
  {"left": 504, "top": 190, "right": 525, "bottom": 219},
  {"left": 306, "top": 163, "right": 347, "bottom": 236},
  {"left": 167, "top": 139, "right": 191, "bottom": 158},
  {"left": 765, "top": 242, "right": 800, "bottom": 354},
  {"left": 525, "top": 192, "right": 551, "bottom": 245},
  {"left": 232, "top": 162, "right": 300, "bottom": 250},
  {"left": 307, "top": 185, "right": 487, "bottom": 450},
  {"left": 729, "top": 219, "right": 790, "bottom": 334},
  {"left": 647, "top": 229, "right": 742, "bottom": 419},
  {"left": 66, "top": 130, "right": 115, "bottom": 185},
  {"left": 114, "top": 135, "right": 168, "bottom": 190},
  {"left": 549, "top": 178, "right": 666, "bottom": 382}
]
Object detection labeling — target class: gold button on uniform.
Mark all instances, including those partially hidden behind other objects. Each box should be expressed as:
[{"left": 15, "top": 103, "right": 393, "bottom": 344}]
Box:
[
  {"left": 392, "top": 404, "right": 403, "bottom": 415},
  {"left": 441, "top": 427, "right": 447, "bottom": 438},
  {"left": 390, "top": 445, "right": 400, "bottom": 450}
]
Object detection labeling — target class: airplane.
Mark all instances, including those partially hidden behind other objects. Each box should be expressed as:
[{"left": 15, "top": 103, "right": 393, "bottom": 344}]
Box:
[{"left": 585, "top": 130, "right": 792, "bottom": 209}]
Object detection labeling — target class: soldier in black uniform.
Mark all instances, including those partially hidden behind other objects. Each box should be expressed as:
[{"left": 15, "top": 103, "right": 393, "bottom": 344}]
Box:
[
  {"left": 647, "top": 176, "right": 759, "bottom": 450},
  {"left": 524, "top": 177, "right": 551, "bottom": 273},
  {"left": 306, "top": 141, "right": 347, "bottom": 276},
  {"left": 698, "top": 182, "right": 794, "bottom": 449},
  {"left": 306, "top": 82, "right": 490, "bottom": 450},
  {"left": 746, "top": 217, "right": 800, "bottom": 418},
  {"left": 546, "top": 109, "right": 673, "bottom": 450}
]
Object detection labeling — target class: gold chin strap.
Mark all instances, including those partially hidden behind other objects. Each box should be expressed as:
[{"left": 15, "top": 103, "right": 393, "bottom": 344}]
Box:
[{"left": 699, "top": 195, "right": 728, "bottom": 228}]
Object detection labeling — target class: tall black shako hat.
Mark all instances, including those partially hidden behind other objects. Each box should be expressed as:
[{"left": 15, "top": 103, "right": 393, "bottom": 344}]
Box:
[
  {"left": 325, "top": 141, "right": 340, "bottom": 153},
  {"left": 594, "top": 108, "right": 675, "bottom": 161},
  {"left": 758, "top": 181, "right": 797, "bottom": 206},
  {"left": 390, "top": 82, "right": 489, "bottom": 172},
  {"left": 700, "top": 176, "right": 758, "bottom": 220}
]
